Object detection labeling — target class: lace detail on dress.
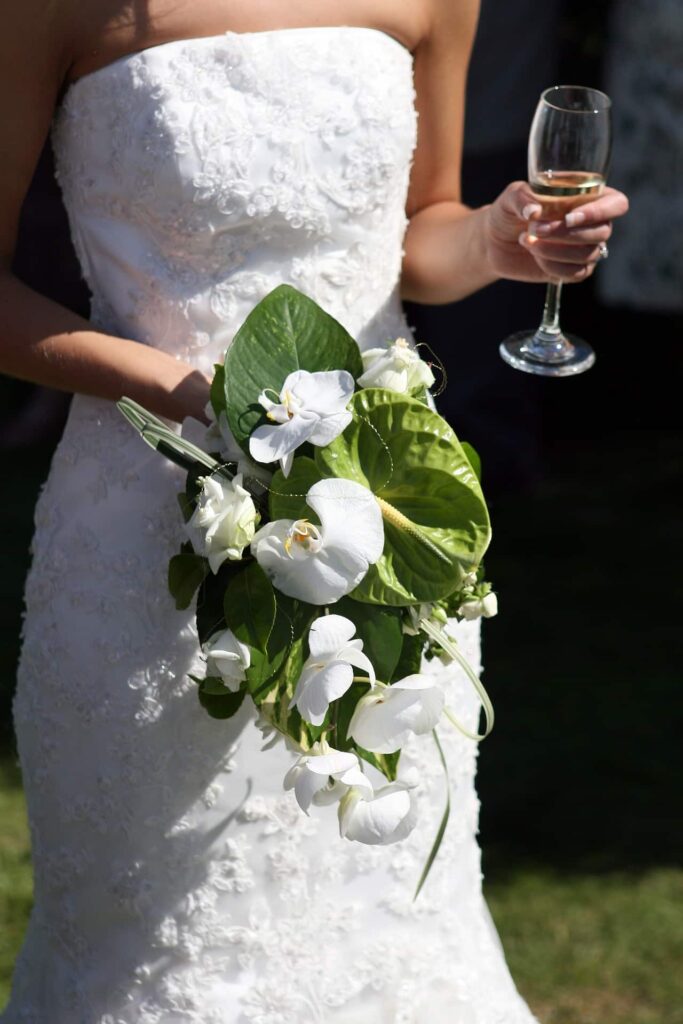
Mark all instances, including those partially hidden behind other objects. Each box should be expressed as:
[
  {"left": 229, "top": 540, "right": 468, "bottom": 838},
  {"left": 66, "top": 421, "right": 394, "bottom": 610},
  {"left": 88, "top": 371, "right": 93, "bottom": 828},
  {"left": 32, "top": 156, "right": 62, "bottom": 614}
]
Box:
[
  {"left": 52, "top": 28, "right": 417, "bottom": 372},
  {"left": 3, "top": 27, "right": 538, "bottom": 1024}
]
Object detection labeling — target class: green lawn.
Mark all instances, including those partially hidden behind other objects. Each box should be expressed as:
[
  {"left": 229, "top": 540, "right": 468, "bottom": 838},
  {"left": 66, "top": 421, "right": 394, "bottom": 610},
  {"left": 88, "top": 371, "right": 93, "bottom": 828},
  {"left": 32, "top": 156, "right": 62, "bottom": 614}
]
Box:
[
  {"left": 2, "top": 755, "right": 681, "bottom": 1019},
  {"left": 0, "top": 758, "right": 32, "bottom": 1007}
]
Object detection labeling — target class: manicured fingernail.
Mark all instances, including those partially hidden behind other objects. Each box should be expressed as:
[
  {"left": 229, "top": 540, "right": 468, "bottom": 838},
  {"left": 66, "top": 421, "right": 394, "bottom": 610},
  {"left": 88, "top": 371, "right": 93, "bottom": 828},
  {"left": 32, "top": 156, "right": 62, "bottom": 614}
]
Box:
[
  {"left": 522, "top": 204, "right": 542, "bottom": 220},
  {"left": 534, "top": 221, "right": 558, "bottom": 237},
  {"left": 566, "top": 210, "right": 585, "bottom": 227},
  {"left": 518, "top": 231, "right": 533, "bottom": 247}
]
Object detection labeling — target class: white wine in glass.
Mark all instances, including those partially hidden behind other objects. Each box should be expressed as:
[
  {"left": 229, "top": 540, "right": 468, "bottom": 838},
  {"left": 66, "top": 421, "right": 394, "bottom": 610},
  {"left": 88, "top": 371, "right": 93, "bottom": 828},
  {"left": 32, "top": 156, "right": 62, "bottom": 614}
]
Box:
[{"left": 500, "top": 85, "right": 612, "bottom": 377}]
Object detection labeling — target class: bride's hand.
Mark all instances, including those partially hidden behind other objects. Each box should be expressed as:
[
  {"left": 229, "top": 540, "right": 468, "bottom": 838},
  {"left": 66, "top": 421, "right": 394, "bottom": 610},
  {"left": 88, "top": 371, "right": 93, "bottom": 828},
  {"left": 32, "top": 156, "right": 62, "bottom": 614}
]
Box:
[{"left": 484, "top": 180, "right": 629, "bottom": 284}]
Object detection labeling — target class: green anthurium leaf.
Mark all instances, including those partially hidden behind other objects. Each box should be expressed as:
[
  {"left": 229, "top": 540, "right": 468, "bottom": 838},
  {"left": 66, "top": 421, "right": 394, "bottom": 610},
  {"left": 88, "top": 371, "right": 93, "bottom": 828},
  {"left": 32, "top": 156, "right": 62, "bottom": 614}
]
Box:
[
  {"left": 334, "top": 596, "right": 403, "bottom": 684},
  {"left": 461, "top": 441, "right": 482, "bottom": 482},
  {"left": 168, "top": 549, "right": 209, "bottom": 611},
  {"left": 210, "top": 363, "right": 227, "bottom": 418},
  {"left": 391, "top": 631, "right": 424, "bottom": 683},
  {"left": 315, "top": 389, "right": 491, "bottom": 605},
  {"left": 197, "top": 677, "right": 246, "bottom": 720},
  {"left": 223, "top": 562, "right": 276, "bottom": 652},
  {"left": 223, "top": 284, "right": 363, "bottom": 453},
  {"left": 268, "top": 457, "right": 323, "bottom": 522}
]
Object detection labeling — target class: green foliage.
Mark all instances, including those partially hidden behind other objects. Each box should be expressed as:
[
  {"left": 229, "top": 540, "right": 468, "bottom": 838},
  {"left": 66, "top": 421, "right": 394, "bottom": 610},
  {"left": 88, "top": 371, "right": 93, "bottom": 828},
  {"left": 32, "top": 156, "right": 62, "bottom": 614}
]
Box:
[
  {"left": 196, "top": 678, "right": 246, "bottom": 720},
  {"left": 334, "top": 596, "right": 403, "bottom": 683},
  {"left": 391, "top": 630, "right": 424, "bottom": 682},
  {"left": 268, "top": 457, "right": 323, "bottom": 522},
  {"left": 168, "top": 544, "right": 208, "bottom": 610},
  {"left": 224, "top": 284, "right": 363, "bottom": 453},
  {"left": 210, "top": 362, "right": 226, "bottom": 418},
  {"left": 223, "top": 562, "right": 276, "bottom": 651},
  {"left": 316, "top": 389, "right": 491, "bottom": 605},
  {"left": 461, "top": 441, "right": 482, "bottom": 481},
  {"left": 195, "top": 561, "right": 242, "bottom": 645}
]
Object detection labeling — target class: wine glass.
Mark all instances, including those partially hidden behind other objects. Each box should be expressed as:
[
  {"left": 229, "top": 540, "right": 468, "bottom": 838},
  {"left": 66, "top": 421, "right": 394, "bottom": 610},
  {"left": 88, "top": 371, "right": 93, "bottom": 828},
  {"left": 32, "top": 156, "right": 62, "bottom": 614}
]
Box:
[{"left": 500, "top": 85, "right": 612, "bottom": 377}]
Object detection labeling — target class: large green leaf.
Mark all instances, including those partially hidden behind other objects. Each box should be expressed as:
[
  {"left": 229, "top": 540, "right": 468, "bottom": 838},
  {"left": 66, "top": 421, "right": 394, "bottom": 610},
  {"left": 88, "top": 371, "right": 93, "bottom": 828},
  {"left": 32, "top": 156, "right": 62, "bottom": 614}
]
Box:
[
  {"left": 168, "top": 544, "right": 208, "bottom": 610},
  {"left": 391, "top": 631, "right": 424, "bottom": 683},
  {"left": 244, "top": 595, "right": 316, "bottom": 706},
  {"left": 223, "top": 284, "right": 363, "bottom": 452},
  {"left": 316, "top": 389, "right": 491, "bottom": 605},
  {"left": 195, "top": 560, "right": 243, "bottom": 645},
  {"left": 268, "top": 457, "right": 323, "bottom": 522},
  {"left": 197, "top": 677, "right": 246, "bottom": 720},
  {"left": 223, "top": 562, "right": 276, "bottom": 652}
]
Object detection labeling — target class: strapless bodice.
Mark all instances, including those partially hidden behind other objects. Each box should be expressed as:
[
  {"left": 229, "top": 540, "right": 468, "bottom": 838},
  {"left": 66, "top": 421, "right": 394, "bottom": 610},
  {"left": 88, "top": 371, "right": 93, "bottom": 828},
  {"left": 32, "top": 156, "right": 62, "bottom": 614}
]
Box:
[{"left": 52, "top": 27, "right": 417, "bottom": 372}]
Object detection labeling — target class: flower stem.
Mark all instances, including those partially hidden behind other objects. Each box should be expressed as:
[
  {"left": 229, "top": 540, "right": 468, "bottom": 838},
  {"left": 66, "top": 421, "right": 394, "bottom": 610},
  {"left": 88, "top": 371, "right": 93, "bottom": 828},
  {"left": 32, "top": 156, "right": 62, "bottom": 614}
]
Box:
[
  {"left": 414, "top": 728, "right": 450, "bottom": 900},
  {"left": 418, "top": 617, "right": 494, "bottom": 741}
]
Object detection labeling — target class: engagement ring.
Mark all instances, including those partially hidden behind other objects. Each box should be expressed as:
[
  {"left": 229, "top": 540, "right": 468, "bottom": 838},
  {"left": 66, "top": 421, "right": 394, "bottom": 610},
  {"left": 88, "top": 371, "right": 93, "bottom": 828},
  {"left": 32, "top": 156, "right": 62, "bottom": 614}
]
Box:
[{"left": 598, "top": 242, "right": 609, "bottom": 260}]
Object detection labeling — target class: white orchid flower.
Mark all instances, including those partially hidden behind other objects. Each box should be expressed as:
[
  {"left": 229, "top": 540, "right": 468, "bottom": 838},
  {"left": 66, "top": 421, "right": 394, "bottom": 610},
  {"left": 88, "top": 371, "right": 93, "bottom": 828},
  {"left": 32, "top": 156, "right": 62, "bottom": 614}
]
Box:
[
  {"left": 339, "top": 774, "right": 419, "bottom": 845},
  {"left": 251, "top": 477, "right": 384, "bottom": 605},
  {"left": 348, "top": 675, "right": 445, "bottom": 754},
  {"left": 458, "top": 592, "right": 498, "bottom": 620},
  {"left": 289, "top": 614, "right": 375, "bottom": 726},
  {"left": 203, "top": 628, "right": 251, "bottom": 691},
  {"left": 284, "top": 742, "right": 371, "bottom": 814},
  {"left": 186, "top": 473, "right": 258, "bottom": 573},
  {"left": 206, "top": 406, "right": 273, "bottom": 485},
  {"left": 249, "top": 369, "right": 354, "bottom": 477},
  {"left": 357, "top": 338, "right": 435, "bottom": 394}
]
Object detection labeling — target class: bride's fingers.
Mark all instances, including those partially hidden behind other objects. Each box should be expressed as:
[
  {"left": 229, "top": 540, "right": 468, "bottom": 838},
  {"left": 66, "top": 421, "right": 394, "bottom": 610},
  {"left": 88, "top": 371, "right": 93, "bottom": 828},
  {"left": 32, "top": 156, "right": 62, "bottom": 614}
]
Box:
[
  {"left": 563, "top": 186, "right": 629, "bottom": 228},
  {"left": 533, "top": 220, "right": 613, "bottom": 245},
  {"left": 519, "top": 234, "right": 604, "bottom": 265},
  {"left": 531, "top": 257, "right": 596, "bottom": 282}
]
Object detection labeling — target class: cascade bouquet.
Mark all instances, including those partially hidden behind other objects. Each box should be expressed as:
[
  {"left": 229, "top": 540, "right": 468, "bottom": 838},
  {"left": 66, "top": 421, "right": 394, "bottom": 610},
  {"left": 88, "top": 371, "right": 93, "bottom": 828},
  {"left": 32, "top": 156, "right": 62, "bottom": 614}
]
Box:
[{"left": 119, "top": 285, "right": 496, "bottom": 895}]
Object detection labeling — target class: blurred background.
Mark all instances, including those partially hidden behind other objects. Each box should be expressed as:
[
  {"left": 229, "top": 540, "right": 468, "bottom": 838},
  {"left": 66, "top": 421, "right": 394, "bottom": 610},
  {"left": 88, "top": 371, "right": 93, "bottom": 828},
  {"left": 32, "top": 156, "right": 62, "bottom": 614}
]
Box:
[{"left": 1, "top": 2, "right": 681, "bottom": 1021}]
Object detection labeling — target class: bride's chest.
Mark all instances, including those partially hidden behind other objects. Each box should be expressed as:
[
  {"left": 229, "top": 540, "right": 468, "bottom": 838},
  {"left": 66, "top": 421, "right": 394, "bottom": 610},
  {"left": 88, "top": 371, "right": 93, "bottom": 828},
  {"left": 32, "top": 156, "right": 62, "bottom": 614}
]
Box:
[{"left": 53, "top": 31, "right": 417, "bottom": 241}]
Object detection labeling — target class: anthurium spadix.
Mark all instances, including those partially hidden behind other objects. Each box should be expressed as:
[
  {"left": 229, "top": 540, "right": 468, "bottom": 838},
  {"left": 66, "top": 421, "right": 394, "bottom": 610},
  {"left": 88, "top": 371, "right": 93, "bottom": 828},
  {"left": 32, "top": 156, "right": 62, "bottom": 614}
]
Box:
[
  {"left": 250, "top": 478, "right": 384, "bottom": 605},
  {"left": 284, "top": 743, "right": 372, "bottom": 814},
  {"left": 348, "top": 675, "right": 445, "bottom": 754},
  {"left": 289, "top": 614, "right": 375, "bottom": 726},
  {"left": 249, "top": 369, "right": 354, "bottom": 477},
  {"left": 339, "top": 775, "right": 419, "bottom": 845}
]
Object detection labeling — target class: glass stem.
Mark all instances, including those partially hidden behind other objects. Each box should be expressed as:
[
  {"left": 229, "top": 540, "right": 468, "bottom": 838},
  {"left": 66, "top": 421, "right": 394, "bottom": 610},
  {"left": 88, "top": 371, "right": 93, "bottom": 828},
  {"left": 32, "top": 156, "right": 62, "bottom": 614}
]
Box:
[
  {"left": 520, "top": 280, "right": 575, "bottom": 363},
  {"left": 540, "top": 282, "right": 562, "bottom": 335}
]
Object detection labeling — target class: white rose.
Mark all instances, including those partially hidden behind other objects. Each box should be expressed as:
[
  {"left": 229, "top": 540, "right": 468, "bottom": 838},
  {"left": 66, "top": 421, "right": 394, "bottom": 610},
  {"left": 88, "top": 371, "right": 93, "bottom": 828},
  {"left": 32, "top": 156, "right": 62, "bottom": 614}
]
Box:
[
  {"left": 357, "top": 338, "right": 435, "bottom": 394},
  {"left": 203, "top": 628, "right": 251, "bottom": 691},
  {"left": 458, "top": 592, "right": 498, "bottom": 620},
  {"left": 186, "top": 473, "right": 258, "bottom": 573}
]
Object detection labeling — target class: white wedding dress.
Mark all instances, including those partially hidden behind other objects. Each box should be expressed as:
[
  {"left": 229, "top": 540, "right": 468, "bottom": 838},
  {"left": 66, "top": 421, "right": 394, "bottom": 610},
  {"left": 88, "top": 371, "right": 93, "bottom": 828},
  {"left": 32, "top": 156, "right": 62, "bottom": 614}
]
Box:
[{"left": 3, "top": 27, "right": 539, "bottom": 1024}]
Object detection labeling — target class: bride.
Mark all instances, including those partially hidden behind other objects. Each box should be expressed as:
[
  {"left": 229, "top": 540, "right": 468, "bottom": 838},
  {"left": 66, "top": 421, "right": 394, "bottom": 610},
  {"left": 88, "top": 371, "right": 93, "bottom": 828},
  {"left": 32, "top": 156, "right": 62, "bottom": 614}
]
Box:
[{"left": 1, "top": 1, "right": 627, "bottom": 1021}]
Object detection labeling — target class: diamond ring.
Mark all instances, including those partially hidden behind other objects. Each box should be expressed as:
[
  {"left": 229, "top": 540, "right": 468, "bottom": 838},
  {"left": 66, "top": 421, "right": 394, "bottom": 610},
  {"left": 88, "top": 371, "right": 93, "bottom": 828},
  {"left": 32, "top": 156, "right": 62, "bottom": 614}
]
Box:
[{"left": 598, "top": 242, "right": 609, "bottom": 260}]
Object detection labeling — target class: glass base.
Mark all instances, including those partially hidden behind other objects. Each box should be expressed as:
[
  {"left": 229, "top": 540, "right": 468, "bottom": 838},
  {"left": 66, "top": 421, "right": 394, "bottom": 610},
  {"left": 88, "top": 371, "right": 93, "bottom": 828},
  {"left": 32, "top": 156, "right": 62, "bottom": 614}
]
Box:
[{"left": 500, "top": 331, "right": 596, "bottom": 377}]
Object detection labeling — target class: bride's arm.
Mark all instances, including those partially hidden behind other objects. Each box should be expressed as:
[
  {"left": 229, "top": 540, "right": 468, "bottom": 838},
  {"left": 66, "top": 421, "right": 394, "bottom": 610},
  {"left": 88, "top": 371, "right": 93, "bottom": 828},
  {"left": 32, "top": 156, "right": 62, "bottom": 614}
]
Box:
[
  {"left": 401, "top": 0, "right": 628, "bottom": 306},
  {"left": 0, "top": 4, "right": 210, "bottom": 424}
]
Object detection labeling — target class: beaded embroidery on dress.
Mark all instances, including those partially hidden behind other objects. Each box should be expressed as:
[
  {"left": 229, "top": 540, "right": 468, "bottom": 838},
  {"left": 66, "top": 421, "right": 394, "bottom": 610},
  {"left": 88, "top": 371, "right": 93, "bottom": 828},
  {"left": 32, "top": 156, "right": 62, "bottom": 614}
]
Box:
[{"left": 3, "top": 27, "right": 539, "bottom": 1024}]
